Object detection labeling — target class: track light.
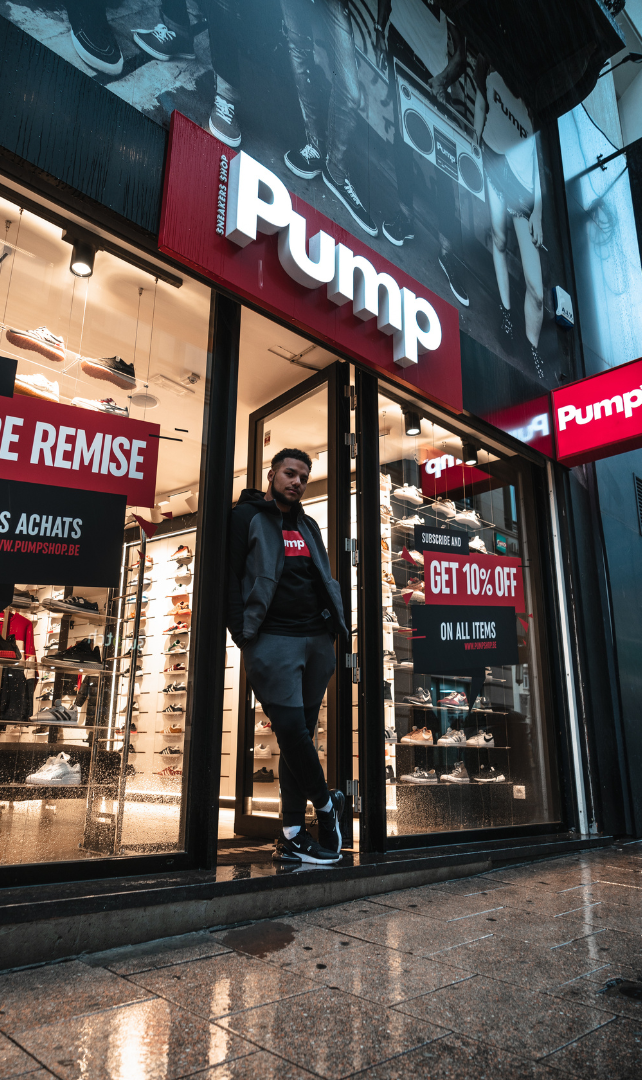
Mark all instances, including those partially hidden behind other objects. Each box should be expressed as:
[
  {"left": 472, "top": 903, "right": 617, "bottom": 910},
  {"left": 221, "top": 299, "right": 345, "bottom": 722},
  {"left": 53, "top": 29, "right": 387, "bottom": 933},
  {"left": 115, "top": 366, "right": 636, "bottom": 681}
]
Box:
[
  {"left": 404, "top": 410, "right": 421, "bottom": 436},
  {"left": 69, "top": 238, "right": 95, "bottom": 277},
  {"left": 462, "top": 441, "right": 478, "bottom": 466}
]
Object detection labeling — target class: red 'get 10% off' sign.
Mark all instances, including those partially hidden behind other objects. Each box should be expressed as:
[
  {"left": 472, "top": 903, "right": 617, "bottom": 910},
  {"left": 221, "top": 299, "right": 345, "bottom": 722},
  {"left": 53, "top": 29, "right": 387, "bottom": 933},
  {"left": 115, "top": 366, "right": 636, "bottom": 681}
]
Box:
[{"left": 424, "top": 551, "right": 525, "bottom": 610}]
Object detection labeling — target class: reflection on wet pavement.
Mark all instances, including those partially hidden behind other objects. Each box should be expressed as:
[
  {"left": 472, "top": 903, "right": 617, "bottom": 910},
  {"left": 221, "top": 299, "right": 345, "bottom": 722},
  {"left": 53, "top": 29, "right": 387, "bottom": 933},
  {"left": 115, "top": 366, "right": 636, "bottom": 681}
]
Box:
[{"left": 1, "top": 842, "right": 641, "bottom": 1079}]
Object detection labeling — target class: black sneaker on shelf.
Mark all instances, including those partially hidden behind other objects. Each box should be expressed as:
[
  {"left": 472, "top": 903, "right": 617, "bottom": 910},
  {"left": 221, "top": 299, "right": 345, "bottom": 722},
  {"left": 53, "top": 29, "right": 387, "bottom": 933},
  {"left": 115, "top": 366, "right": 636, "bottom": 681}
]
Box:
[
  {"left": 160, "top": 746, "right": 182, "bottom": 755},
  {"left": 322, "top": 165, "right": 378, "bottom": 237},
  {"left": 124, "top": 646, "right": 143, "bottom": 658},
  {"left": 253, "top": 766, "right": 274, "bottom": 783},
  {"left": 69, "top": 6, "right": 124, "bottom": 75},
  {"left": 404, "top": 687, "right": 432, "bottom": 706},
  {"left": 285, "top": 142, "right": 324, "bottom": 179},
  {"left": 80, "top": 355, "right": 136, "bottom": 390},
  {"left": 49, "top": 638, "right": 102, "bottom": 668},
  {"left": 438, "top": 252, "right": 469, "bottom": 307},
  {"left": 383, "top": 681, "right": 393, "bottom": 701},
  {"left": 473, "top": 764, "right": 507, "bottom": 783},
  {"left": 273, "top": 828, "right": 342, "bottom": 864},
  {"left": 316, "top": 790, "right": 345, "bottom": 854},
  {"left": 122, "top": 663, "right": 143, "bottom": 675},
  {"left": 382, "top": 210, "right": 415, "bottom": 247},
  {"left": 209, "top": 94, "right": 241, "bottom": 147},
  {"left": 385, "top": 764, "right": 396, "bottom": 783},
  {"left": 133, "top": 20, "right": 196, "bottom": 61}
]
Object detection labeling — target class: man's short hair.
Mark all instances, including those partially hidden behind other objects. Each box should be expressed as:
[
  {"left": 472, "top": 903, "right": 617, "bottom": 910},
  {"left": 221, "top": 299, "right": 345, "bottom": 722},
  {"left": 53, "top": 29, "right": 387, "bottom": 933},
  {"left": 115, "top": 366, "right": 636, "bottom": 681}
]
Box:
[{"left": 271, "top": 448, "right": 312, "bottom": 473}]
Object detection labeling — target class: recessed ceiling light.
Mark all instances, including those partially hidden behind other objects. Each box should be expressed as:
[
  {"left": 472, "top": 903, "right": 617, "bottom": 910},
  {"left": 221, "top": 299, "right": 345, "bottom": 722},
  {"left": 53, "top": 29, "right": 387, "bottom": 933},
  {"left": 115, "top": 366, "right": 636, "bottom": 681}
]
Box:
[{"left": 129, "top": 392, "right": 159, "bottom": 409}]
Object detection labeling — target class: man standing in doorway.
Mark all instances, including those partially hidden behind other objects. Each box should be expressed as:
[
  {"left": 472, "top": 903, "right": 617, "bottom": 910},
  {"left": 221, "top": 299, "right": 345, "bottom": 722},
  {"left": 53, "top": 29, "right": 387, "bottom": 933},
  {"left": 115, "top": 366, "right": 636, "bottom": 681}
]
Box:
[{"left": 227, "top": 449, "right": 348, "bottom": 864}]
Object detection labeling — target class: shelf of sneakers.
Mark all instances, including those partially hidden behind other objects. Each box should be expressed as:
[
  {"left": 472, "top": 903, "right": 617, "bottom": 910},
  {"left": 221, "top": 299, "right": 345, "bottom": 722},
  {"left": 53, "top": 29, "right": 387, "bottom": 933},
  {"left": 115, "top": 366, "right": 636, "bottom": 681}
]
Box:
[{"left": 380, "top": 473, "right": 398, "bottom": 809}]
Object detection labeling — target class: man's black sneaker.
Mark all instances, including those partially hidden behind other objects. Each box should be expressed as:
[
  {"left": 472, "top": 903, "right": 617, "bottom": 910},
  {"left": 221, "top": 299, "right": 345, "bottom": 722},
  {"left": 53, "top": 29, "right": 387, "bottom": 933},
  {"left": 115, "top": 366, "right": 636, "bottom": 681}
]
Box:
[
  {"left": 49, "top": 639, "right": 102, "bottom": 668},
  {"left": 317, "top": 790, "right": 345, "bottom": 854},
  {"left": 133, "top": 21, "right": 196, "bottom": 61},
  {"left": 499, "top": 304, "right": 514, "bottom": 343},
  {"left": 438, "top": 253, "right": 470, "bottom": 307},
  {"left": 285, "top": 142, "right": 324, "bottom": 179},
  {"left": 209, "top": 95, "right": 241, "bottom": 147},
  {"left": 273, "top": 827, "right": 342, "bottom": 864},
  {"left": 80, "top": 355, "right": 136, "bottom": 391},
  {"left": 253, "top": 767, "right": 274, "bottom": 783},
  {"left": 382, "top": 210, "right": 415, "bottom": 247},
  {"left": 531, "top": 344, "right": 545, "bottom": 380},
  {"left": 322, "top": 166, "right": 378, "bottom": 237},
  {"left": 69, "top": 7, "right": 124, "bottom": 75}
]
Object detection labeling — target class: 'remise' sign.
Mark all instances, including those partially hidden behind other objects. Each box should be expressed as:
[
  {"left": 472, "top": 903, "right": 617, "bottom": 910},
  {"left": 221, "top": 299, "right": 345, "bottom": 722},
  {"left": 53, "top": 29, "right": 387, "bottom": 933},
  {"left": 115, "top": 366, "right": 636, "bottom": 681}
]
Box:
[
  {"left": 0, "top": 395, "right": 159, "bottom": 505},
  {"left": 552, "top": 356, "right": 642, "bottom": 467}
]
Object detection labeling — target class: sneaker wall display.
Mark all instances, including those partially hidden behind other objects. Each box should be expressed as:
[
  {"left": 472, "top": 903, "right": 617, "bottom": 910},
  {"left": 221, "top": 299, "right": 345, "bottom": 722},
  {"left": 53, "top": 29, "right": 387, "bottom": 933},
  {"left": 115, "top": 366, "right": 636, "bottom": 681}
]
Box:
[
  {"left": 378, "top": 389, "right": 561, "bottom": 838},
  {"left": 0, "top": 191, "right": 210, "bottom": 869}
]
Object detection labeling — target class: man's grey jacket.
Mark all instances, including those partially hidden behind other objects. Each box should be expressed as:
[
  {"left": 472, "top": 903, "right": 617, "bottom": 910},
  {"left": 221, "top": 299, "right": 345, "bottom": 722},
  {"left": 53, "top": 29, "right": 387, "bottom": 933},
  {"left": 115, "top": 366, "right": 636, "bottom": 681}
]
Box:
[{"left": 226, "top": 488, "right": 348, "bottom": 649}]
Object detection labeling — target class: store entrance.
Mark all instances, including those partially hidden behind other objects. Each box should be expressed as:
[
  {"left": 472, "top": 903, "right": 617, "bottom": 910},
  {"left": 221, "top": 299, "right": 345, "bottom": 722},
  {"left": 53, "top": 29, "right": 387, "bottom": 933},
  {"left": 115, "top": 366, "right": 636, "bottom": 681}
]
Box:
[{"left": 231, "top": 362, "right": 354, "bottom": 841}]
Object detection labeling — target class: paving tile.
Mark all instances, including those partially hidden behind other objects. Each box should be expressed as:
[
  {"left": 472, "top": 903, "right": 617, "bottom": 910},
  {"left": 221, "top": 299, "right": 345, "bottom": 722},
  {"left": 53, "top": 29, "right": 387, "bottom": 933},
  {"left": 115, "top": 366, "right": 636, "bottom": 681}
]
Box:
[
  {"left": 544, "top": 1015, "right": 640, "bottom": 1078},
  {"left": 103, "top": 937, "right": 231, "bottom": 976},
  {"left": 199, "top": 1050, "right": 317, "bottom": 1079},
  {"left": 420, "top": 874, "right": 513, "bottom": 896},
  {"left": 0, "top": 1032, "right": 41, "bottom": 1079},
  {"left": 337, "top": 908, "right": 494, "bottom": 957},
  {"left": 490, "top": 864, "right": 603, "bottom": 891},
  {"left": 430, "top": 933, "right": 616, "bottom": 991},
  {"left": 128, "top": 951, "right": 314, "bottom": 1019},
  {"left": 211, "top": 920, "right": 366, "bottom": 966},
  {"left": 287, "top": 942, "right": 471, "bottom": 1004},
  {"left": 496, "top": 885, "right": 605, "bottom": 917},
  {"left": 553, "top": 901, "right": 642, "bottom": 936},
  {"left": 12, "top": 997, "right": 254, "bottom": 1080},
  {"left": 392, "top": 974, "right": 614, "bottom": 1059},
  {"left": 218, "top": 986, "right": 446, "bottom": 1079},
  {"left": 353, "top": 1032, "right": 568, "bottom": 1079},
  {"left": 552, "top": 971, "right": 642, "bottom": 1022},
  {"left": 440, "top": 906, "right": 598, "bottom": 947},
  {"left": 0, "top": 961, "right": 152, "bottom": 1035},
  {"left": 368, "top": 884, "right": 516, "bottom": 921},
  {"left": 559, "top": 881, "right": 642, "bottom": 910},
  {"left": 288, "top": 900, "right": 391, "bottom": 929},
  {"left": 554, "top": 929, "right": 642, "bottom": 974}
]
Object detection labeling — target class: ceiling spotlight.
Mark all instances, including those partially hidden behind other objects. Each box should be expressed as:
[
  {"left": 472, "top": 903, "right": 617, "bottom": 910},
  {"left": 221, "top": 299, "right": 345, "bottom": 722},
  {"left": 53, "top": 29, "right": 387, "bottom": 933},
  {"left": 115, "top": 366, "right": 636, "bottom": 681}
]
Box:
[
  {"left": 404, "top": 410, "right": 421, "bottom": 437},
  {"left": 149, "top": 505, "right": 163, "bottom": 523},
  {"left": 185, "top": 492, "right": 198, "bottom": 513},
  {"left": 69, "top": 238, "right": 95, "bottom": 277},
  {"left": 462, "top": 441, "right": 478, "bottom": 466}
]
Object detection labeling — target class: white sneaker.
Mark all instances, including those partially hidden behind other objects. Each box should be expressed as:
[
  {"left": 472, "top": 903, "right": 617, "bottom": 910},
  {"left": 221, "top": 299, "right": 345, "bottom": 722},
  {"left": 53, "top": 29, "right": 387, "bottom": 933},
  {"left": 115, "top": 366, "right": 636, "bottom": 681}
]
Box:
[
  {"left": 466, "top": 730, "right": 494, "bottom": 747},
  {"left": 431, "top": 498, "right": 457, "bottom": 519},
  {"left": 26, "top": 752, "right": 81, "bottom": 786},
  {"left": 254, "top": 743, "right": 271, "bottom": 758},
  {"left": 437, "top": 727, "right": 466, "bottom": 745},
  {"left": 398, "top": 514, "right": 425, "bottom": 527},
  {"left": 14, "top": 372, "right": 60, "bottom": 401},
  {"left": 454, "top": 508, "right": 482, "bottom": 529},
  {"left": 392, "top": 483, "right": 423, "bottom": 505},
  {"left": 469, "top": 536, "right": 488, "bottom": 554},
  {"left": 6, "top": 326, "right": 65, "bottom": 362},
  {"left": 71, "top": 396, "right": 128, "bottom": 416}
]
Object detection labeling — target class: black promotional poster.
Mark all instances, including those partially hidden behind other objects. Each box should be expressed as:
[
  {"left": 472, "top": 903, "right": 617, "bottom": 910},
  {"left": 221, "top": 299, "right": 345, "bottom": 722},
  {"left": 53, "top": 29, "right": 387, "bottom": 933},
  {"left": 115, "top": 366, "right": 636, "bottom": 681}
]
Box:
[
  {"left": 1, "top": 0, "right": 569, "bottom": 386},
  {"left": 411, "top": 604, "right": 519, "bottom": 674},
  {"left": 0, "top": 480, "right": 126, "bottom": 586}
]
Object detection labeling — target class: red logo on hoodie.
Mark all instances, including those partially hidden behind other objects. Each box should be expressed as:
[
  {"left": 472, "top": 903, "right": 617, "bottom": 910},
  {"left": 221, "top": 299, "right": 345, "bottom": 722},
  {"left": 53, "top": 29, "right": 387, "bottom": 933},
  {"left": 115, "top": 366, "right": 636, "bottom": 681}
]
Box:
[{"left": 283, "top": 530, "right": 310, "bottom": 557}]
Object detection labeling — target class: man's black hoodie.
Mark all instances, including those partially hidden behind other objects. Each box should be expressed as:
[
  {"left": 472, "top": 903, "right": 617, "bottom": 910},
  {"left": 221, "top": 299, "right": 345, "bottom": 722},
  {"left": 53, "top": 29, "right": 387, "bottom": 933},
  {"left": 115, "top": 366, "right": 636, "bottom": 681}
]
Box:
[{"left": 226, "top": 489, "right": 348, "bottom": 648}]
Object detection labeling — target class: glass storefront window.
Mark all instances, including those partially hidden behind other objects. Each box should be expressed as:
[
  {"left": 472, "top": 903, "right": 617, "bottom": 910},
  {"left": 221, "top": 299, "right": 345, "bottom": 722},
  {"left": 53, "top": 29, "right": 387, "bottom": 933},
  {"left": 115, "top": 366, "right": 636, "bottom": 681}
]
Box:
[
  {"left": 378, "top": 389, "right": 561, "bottom": 838},
  {"left": 0, "top": 189, "right": 210, "bottom": 864}
]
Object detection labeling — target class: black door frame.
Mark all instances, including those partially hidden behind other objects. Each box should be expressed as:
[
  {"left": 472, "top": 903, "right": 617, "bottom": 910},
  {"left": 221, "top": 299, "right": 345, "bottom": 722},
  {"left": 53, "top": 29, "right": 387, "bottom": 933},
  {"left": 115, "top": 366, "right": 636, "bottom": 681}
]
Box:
[{"left": 233, "top": 361, "right": 354, "bottom": 841}]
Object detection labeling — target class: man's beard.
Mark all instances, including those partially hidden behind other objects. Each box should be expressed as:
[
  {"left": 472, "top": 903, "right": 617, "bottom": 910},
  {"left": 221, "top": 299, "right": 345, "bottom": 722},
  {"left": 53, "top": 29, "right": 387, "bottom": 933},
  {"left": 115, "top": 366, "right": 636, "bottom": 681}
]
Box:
[{"left": 270, "top": 479, "right": 300, "bottom": 507}]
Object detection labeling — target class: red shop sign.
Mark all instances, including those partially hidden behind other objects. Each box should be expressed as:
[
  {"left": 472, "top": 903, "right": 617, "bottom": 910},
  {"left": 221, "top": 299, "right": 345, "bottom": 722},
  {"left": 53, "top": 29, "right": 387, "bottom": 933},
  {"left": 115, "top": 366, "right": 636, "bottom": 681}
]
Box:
[
  {"left": 0, "top": 395, "right": 159, "bottom": 506},
  {"left": 159, "top": 111, "right": 462, "bottom": 414},
  {"left": 420, "top": 551, "right": 525, "bottom": 611},
  {"left": 552, "top": 356, "right": 642, "bottom": 467}
]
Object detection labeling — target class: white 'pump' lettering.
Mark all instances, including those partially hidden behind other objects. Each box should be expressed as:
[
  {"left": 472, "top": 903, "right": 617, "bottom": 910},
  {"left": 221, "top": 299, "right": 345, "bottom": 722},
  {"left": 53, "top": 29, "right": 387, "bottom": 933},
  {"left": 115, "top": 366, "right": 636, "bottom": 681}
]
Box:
[{"left": 225, "top": 150, "right": 443, "bottom": 369}]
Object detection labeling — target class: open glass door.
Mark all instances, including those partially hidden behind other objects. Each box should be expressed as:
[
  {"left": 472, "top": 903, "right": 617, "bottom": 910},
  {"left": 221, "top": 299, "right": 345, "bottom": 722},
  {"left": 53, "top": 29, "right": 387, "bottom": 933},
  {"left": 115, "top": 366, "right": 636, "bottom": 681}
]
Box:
[{"left": 233, "top": 362, "right": 353, "bottom": 841}]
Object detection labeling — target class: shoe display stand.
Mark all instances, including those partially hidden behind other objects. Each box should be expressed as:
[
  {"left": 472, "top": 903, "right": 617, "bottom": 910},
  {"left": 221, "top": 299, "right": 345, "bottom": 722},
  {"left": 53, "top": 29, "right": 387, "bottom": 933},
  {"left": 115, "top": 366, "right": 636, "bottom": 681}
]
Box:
[{"left": 381, "top": 473, "right": 534, "bottom": 836}]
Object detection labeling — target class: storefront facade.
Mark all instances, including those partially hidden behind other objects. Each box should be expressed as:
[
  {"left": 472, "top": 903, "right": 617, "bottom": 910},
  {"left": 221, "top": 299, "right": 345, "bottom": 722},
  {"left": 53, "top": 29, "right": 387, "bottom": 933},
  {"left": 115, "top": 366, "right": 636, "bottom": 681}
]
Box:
[{"left": 0, "top": 3, "right": 634, "bottom": 907}]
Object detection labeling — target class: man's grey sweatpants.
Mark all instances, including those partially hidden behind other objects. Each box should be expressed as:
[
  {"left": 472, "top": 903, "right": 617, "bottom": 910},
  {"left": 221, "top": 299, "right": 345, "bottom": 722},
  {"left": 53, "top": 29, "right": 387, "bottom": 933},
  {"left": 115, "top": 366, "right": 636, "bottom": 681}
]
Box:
[{"left": 243, "top": 632, "right": 336, "bottom": 827}]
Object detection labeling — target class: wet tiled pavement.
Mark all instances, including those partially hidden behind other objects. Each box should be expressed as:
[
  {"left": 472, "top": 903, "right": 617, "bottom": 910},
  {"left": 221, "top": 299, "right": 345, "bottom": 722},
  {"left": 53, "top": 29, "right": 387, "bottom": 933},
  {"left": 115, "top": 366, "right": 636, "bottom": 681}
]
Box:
[{"left": 1, "top": 843, "right": 641, "bottom": 1078}]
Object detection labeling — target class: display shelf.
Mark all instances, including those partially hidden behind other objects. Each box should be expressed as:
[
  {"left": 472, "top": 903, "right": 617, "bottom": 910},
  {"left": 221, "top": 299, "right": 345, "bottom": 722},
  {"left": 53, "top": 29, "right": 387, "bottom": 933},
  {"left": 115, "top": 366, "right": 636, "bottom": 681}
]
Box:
[
  {"left": 154, "top": 750, "right": 183, "bottom": 755},
  {"left": 41, "top": 601, "right": 112, "bottom": 623},
  {"left": 398, "top": 742, "right": 512, "bottom": 750}
]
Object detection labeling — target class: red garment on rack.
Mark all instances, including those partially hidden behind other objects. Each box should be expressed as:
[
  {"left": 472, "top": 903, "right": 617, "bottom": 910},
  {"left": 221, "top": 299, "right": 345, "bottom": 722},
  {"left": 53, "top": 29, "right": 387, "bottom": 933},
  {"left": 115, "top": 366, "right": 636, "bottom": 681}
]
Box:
[{"left": 0, "top": 612, "right": 35, "bottom": 659}]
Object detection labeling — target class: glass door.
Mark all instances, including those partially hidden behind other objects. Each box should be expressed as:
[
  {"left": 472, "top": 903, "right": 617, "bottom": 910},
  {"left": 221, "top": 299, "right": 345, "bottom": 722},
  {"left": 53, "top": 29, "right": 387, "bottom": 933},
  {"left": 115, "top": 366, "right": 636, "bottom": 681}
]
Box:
[{"left": 233, "top": 363, "right": 353, "bottom": 841}]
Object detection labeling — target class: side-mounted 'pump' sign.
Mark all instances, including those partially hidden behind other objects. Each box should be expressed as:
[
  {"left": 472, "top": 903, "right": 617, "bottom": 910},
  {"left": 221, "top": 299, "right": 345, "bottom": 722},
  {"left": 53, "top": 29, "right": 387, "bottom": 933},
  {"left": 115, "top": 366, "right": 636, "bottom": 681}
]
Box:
[
  {"left": 159, "top": 111, "right": 462, "bottom": 413},
  {"left": 552, "top": 356, "right": 642, "bottom": 467}
]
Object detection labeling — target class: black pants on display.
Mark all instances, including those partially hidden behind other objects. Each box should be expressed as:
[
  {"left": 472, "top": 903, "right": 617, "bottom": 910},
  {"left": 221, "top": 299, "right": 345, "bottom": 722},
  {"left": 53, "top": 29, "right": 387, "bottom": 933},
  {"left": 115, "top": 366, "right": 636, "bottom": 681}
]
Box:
[
  {"left": 162, "top": 0, "right": 241, "bottom": 89},
  {"left": 243, "top": 632, "right": 335, "bottom": 828}
]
